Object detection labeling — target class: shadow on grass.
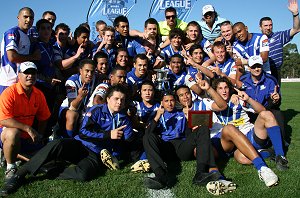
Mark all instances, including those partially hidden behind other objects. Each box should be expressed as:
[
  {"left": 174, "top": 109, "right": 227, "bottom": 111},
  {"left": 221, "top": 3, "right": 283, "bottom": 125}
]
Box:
[{"left": 282, "top": 109, "right": 299, "bottom": 146}]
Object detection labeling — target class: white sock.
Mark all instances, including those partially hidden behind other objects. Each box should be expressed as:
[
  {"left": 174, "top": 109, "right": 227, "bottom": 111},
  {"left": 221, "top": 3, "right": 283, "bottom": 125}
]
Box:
[{"left": 6, "top": 163, "right": 17, "bottom": 170}]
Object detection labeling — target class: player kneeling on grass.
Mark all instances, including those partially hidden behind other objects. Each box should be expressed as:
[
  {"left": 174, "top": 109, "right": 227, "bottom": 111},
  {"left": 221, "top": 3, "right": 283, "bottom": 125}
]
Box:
[
  {"left": 143, "top": 91, "right": 236, "bottom": 195},
  {"left": 212, "top": 77, "right": 288, "bottom": 171}
]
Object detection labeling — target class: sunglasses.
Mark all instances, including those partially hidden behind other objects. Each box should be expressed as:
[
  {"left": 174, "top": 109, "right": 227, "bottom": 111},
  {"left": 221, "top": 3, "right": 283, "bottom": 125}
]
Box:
[
  {"left": 250, "top": 64, "right": 262, "bottom": 69},
  {"left": 166, "top": 15, "right": 176, "bottom": 19},
  {"left": 20, "top": 69, "right": 37, "bottom": 75},
  {"left": 204, "top": 12, "right": 214, "bottom": 18}
]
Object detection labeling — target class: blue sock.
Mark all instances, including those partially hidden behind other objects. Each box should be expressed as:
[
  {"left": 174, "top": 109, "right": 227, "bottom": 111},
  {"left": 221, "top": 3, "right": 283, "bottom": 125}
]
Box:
[
  {"left": 139, "top": 152, "right": 147, "bottom": 160},
  {"left": 252, "top": 157, "right": 266, "bottom": 171},
  {"left": 266, "top": 126, "right": 284, "bottom": 156},
  {"left": 259, "top": 150, "right": 271, "bottom": 159},
  {"left": 66, "top": 130, "right": 74, "bottom": 137}
]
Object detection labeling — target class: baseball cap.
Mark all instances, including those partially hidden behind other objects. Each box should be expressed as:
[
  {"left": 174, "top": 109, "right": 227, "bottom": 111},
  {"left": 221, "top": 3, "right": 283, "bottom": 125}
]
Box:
[
  {"left": 87, "top": 83, "right": 109, "bottom": 107},
  {"left": 248, "top": 56, "right": 263, "bottom": 67},
  {"left": 202, "top": 5, "right": 215, "bottom": 15},
  {"left": 19, "top": 61, "right": 37, "bottom": 72}
]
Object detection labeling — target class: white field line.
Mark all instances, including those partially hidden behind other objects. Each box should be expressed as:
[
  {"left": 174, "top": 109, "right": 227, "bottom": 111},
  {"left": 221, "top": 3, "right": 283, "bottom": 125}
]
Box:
[{"left": 146, "top": 173, "right": 175, "bottom": 198}]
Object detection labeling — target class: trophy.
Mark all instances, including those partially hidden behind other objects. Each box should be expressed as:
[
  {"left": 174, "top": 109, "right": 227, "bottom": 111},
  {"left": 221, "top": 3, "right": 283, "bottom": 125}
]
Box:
[{"left": 154, "top": 69, "right": 169, "bottom": 91}]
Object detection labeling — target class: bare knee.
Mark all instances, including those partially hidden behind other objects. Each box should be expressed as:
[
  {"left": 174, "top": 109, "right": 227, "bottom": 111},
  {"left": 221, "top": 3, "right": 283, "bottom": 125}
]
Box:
[
  {"left": 1, "top": 128, "right": 22, "bottom": 144},
  {"left": 234, "top": 150, "right": 252, "bottom": 165},
  {"left": 222, "top": 125, "right": 238, "bottom": 140},
  {"left": 259, "top": 111, "right": 277, "bottom": 124}
]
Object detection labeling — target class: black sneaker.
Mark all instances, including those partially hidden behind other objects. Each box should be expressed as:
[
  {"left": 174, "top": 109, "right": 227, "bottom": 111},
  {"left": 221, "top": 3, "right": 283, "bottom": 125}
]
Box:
[
  {"left": 4, "top": 168, "right": 17, "bottom": 182},
  {"left": 192, "top": 171, "right": 221, "bottom": 186},
  {"left": 275, "top": 155, "right": 289, "bottom": 171},
  {"left": 144, "top": 176, "right": 167, "bottom": 190},
  {"left": 0, "top": 175, "right": 24, "bottom": 196}
]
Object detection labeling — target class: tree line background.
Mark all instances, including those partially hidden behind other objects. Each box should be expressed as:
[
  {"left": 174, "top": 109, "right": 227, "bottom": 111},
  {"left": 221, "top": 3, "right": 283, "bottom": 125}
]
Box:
[{"left": 281, "top": 43, "right": 300, "bottom": 78}]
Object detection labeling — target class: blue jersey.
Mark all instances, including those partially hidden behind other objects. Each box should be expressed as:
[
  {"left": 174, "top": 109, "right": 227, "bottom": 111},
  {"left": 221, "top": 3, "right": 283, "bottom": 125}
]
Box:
[
  {"left": 60, "top": 73, "right": 97, "bottom": 112},
  {"left": 115, "top": 33, "right": 146, "bottom": 58},
  {"left": 35, "top": 41, "right": 55, "bottom": 88},
  {"left": 126, "top": 68, "right": 150, "bottom": 90},
  {"left": 166, "top": 68, "right": 196, "bottom": 90},
  {"left": 157, "top": 110, "right": 187, "bottom": 142},
  {"left": 241, "top": 72, "right": 279, "bottom": 107},
  {"left": 0, "top": 26, "right": 31, "bottom": 87},
  {"left": 27, "top": 26, "right": 39, "bottom": 39},
  {"left": 214, "top": 58, "right": 237, "bottom": 77},
  {"left": 233, "top": 33, "right": 270, "bottom": 73},
  {"left": 75, "top": 103, "right": 133, "bottom": 154},
  {"left": 101, "top": 47, "right": 116, "bottom": 70},
  {"left": 191, "top": 98, "right": 214, "bottom": 111},
  {"left": 133, "top": 101, "right": 160, "bottom": 124},
  {"left": 53, "top": 41, "right": 70, "bottom": 62},
  {"left": 161, "top": 44, "right": 182, "bottom": 64}
]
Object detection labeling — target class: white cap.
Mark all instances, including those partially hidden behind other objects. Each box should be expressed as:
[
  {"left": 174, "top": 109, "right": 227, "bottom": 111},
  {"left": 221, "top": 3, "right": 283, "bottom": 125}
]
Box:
[
  {"left": 19, "top": 61, "right": 37, "bottom": 72},
  {"left": 94, "top": 84, "right": 109, "bottom": 98},
  {"left": 87, "top": 83, "right": 109, "bottom": 107},
  {"left": 248, "top": 56, "right": 263, "bottom": 67},
  {"left": 202, "top": 5, "right": 215, "bottom": 15}
]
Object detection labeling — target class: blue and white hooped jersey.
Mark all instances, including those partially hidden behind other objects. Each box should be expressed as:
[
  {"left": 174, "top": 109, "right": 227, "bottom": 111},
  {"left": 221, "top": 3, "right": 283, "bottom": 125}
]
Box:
[
  {"left": 214, "top": 58, "right": 237, "bottom": 77},
  {"left": 199, "top": 38, "right": 212, "bottom": 55},
  {"left": 161, "top": 44, "right": 182, "bottom": 64},
  {"left": 0, "top": 26, "right": 31, "bottom": 86},
  {"left": 133, "top": 101, "right": 160, "bottom": 124},
  {"left": 61, "top": 73, "right": 96, "bottom": 112},
  {"left": 233, "top": 33, "right": 270, "bottom": 73},
  {"left": 212, "top": 100, "right": 253, "bottom": 137},
  {"left": 191, "top": 98, "right": 214, "bottom": 111},
  {"left": 166, "top": 69, "right": 196, "bottom": 90}
]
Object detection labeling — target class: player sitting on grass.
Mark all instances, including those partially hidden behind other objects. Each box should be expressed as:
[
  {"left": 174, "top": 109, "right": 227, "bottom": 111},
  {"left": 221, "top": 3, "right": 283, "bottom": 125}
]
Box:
[{"left": 143, "top": 91, "right": 236, "bottom": 196}]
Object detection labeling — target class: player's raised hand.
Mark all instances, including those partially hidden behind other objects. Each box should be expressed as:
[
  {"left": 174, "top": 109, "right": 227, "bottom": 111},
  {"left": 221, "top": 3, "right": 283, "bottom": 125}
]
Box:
[
  {"left": 196, "top": 78, "right": 210, "bottom": 91},
  {"left": 234, "top": 87, "right": 250, "bottom": 101},
  {"left": 288, "top": 0, "right": 299, "bottom": 15},
  {"left": 183, "top": 101, "right": 190, "bottom": 119},
  {"left": 78, "top": 83, "right": 88, "bottom": 98},
  {"left": 111, "top": 125, "right": 126, "bottom": 139},
  {"left": 271, "top": 85, "right": 280, "bottom": 103}
]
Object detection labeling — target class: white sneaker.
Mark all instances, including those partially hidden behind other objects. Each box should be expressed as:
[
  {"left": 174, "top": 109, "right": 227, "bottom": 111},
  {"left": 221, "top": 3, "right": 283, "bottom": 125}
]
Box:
[
  {"left": 206, "top": 179, "right": 237, "bottom": 195},
  {"left": 258, "top": 166, "right": 278, "bottom": 187}
]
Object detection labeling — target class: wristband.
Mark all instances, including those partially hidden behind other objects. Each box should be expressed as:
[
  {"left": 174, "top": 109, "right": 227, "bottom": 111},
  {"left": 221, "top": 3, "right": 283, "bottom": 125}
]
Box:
[{"left": 293, "top": 13, "right": 299, "bottom": 17}]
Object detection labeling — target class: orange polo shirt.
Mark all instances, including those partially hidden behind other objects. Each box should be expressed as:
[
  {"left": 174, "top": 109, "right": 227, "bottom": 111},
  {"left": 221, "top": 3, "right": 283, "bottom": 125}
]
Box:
[{"left": 0, "top": 82, "right": 51, "bottom": 139}]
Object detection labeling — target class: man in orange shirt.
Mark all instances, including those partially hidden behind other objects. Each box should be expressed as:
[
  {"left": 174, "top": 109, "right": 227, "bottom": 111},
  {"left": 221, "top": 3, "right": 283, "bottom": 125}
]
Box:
[{"left": 0, "top": 61, "right": 50, "bottom": 181}]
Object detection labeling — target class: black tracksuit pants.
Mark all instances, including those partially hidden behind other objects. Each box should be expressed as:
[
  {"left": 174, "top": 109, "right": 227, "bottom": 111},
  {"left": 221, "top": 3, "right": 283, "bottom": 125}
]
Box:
[
  {"left": 143, "top": 121, "right": 216, "bottom": 173},
  {"left": 20, "top": 138, "right": 102, "bottom": 181}
]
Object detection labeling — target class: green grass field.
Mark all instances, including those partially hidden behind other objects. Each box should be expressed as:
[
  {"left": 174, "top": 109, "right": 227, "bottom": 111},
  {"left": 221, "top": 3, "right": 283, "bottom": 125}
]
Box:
[{"left": 1, "top": 82, "right": 300, "bottom": 197}]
